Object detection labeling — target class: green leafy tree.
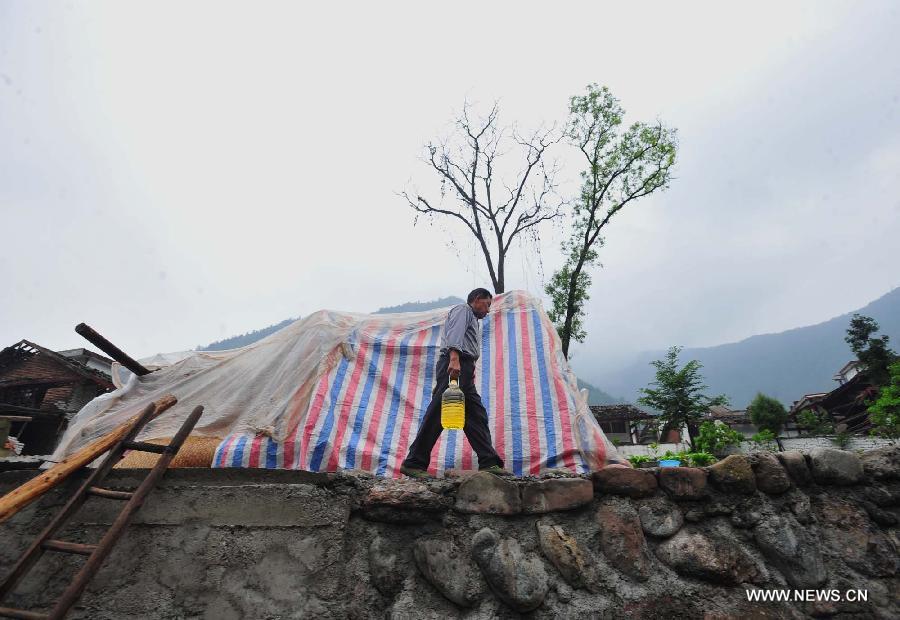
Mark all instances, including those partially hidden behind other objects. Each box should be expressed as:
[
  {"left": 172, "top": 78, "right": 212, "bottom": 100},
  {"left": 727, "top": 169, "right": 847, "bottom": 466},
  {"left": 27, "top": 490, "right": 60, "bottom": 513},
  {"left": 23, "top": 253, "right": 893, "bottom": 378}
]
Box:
[
  {"left": 546, "top": 84, "right": 677, "bottom": 357},
  {"left": 867, "top": 360, "right": 900, "bottom": 441},
  {"left": 845, "top": 314, "right": 898, "bottom": 387},
  {"left": 637, "top": 346, "right": 728, "bottom": 449},
  {"left": 747, "top": 392, "right": 789, "bottom": 436},
  {"left": 545, "top": 242, "right": 594, "bottom": 347}
]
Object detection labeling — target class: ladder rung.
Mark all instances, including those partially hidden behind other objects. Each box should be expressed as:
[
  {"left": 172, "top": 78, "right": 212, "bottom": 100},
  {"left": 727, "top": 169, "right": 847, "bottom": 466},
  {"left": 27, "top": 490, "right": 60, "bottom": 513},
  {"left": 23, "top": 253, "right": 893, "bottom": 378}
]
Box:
[
  {"left": 0, "top": 606, "right": 48, "bottom": 620},
  {"left": 121, "top": 441, "right": 170, "bottom": 454},
  {"left": 86, "top": 486, "right": 134, "bottom": 500},
  {"left": 0, "top": 404, "right": 202, "bottom": 620},
  {"left": 41, "top": 540, "right": 97, "bottom": 556}
]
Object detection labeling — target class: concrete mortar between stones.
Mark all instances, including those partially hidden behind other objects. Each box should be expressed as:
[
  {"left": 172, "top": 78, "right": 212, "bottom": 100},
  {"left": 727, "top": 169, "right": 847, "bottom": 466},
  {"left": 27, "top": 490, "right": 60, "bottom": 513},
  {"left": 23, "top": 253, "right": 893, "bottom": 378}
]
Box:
[{"left": 0, "top": 445, "right": 896, "bottom": 618}]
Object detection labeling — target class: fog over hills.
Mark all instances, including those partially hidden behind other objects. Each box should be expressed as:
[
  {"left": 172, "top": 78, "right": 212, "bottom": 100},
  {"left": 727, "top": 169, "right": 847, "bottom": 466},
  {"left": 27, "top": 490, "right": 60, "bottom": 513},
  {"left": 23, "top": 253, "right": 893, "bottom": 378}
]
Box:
[
  {"left": 197, "top": 298, "right": 465, "bottom": 351},
  {"left": 573, "top": 287, "right": 900, "bottom": 408},
  {"left": 197, "top": 318, "right": 298, "bottom": 351},
  {"left": 197, "top": 288, "right": 900, "bottom": 409},
  {"left": 373, "top": 297, "right": 464, "bottom": 314}
]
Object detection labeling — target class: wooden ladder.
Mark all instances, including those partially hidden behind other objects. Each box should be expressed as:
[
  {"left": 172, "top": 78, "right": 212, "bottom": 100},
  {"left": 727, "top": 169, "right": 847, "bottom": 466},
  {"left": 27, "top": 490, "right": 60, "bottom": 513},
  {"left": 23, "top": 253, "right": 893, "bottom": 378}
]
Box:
[{"left": 0, "top": 402, "right": 204, "bottom": 620}]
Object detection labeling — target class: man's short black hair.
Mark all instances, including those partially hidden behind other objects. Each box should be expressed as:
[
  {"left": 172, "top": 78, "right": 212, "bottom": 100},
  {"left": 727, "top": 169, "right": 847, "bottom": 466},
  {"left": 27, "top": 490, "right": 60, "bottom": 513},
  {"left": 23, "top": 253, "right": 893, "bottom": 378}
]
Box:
[{"left": 467, "top": 288, "right": 493, "bottom": 304}]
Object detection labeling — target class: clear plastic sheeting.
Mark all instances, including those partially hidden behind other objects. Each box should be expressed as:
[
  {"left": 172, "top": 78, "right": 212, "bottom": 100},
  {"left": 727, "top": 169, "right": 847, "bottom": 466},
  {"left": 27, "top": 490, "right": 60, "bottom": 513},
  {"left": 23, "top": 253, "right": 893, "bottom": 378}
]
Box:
[
  {"left": 134, "top": 351, "right": 196, "bottom": 373},
  {"left": 51, "top": 291, "right": 623, "bottom": 472}
]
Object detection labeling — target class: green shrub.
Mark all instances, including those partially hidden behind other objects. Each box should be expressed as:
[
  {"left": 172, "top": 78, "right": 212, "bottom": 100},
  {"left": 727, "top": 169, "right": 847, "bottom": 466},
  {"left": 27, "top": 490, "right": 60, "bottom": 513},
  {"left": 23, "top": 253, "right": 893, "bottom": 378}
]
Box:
[
  {"left": 797, "top": 408, "right": 834, "bottom": 435},
  {"left": 627, "top": 454, "right": 651, "bottom": 467},
  {"left": 750, "top": 429, "right": 775, "bottom": 442},
  {"left": 652, "top": 450, "right": 716, "bottom": 466},
  {"left": 685, "top": 451, "right": 716, "bottom": 466},
  {"left": 833, "top": 431, "right": 852, "bottom": 449},
  {"left": 750, "top": 428, "right": 777, "bottom": 451},
  {"left": 695, "top": 421, "right": 743, "bottom": 455}
]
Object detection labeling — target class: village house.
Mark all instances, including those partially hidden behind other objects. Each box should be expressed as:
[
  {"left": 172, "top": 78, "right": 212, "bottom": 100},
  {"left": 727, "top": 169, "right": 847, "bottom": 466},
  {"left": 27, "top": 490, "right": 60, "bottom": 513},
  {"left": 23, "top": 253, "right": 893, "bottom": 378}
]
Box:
[
  {"left": 789, "top": 360, "right": 879, "bottom": 435},
  {"left": 706, "top": 404, "right": 759, "bottom": 438},
  {"left": 590, "top": 404, "right": 672, "bottom": 445},
  {"left": 0, "top": 340, "right": 114, "bottom": 456}
]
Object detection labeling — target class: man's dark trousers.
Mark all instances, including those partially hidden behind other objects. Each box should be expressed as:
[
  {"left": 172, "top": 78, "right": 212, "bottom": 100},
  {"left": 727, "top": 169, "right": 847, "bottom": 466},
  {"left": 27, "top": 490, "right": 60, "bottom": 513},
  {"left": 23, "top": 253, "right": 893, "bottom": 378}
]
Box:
[{"left": 402, "top": 351, "right": 503, "bottom": 470}]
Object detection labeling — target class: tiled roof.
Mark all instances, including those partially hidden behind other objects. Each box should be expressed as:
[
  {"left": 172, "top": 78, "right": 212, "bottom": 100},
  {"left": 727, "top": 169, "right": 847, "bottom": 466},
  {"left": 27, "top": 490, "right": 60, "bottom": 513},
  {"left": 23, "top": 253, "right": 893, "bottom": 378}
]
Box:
[{"left": 0, "top": 340, "right": 114, "bottom": 390}]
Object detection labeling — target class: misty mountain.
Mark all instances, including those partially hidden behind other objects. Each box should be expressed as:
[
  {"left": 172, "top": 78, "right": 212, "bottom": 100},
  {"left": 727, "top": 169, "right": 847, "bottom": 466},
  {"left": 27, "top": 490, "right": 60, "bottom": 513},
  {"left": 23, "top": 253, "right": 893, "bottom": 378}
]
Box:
[
  {"left": 582, "top": 287, "right": 900, "bottom": 408},
  {"left": 577, "top": 379, "right": 626, "bottom": 405},
  {"left": 373, "top": 297, "right": 464, "bottom": 314},
  {"left": 197, "top": 318, "right": 298, "bottom": 351},
  {"left": 196, "top": 297, "right": 465, "bottom": 351}
]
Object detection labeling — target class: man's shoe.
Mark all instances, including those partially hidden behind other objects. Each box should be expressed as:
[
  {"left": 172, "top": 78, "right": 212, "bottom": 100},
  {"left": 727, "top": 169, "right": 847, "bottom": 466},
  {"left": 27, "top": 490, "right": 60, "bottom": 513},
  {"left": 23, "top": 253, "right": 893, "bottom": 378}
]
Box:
[
  {"left": 479, "top": 465, "right": 514, "bottom": 477},
  {"left": 400, "top": 465, "right": 433, "bottom": 480}
]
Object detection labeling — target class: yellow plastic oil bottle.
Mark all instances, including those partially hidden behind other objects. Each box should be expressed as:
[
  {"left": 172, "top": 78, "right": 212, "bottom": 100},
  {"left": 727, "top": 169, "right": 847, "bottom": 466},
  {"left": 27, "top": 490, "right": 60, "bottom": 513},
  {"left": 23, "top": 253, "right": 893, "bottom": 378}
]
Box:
[{"left": 441, "top": 379, "right": 466, "bottom": 430}]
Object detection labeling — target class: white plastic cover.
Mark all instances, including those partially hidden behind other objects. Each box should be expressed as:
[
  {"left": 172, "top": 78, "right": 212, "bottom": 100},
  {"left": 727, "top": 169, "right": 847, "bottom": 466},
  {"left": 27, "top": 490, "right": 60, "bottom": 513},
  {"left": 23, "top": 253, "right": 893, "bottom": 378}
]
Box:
[{"left": 51, "top": 291, "right": 622, "bottom": 470}]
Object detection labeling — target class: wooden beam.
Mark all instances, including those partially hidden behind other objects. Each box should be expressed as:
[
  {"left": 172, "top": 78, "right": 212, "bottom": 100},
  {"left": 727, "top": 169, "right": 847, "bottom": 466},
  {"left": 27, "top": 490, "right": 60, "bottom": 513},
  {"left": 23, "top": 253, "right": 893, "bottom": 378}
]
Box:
[
  {"left": 0, "top": 379, "right": 75, "bottom": 389},
  {"left": 0, "top": 404, "right": 68, "bottom": 419},
  {"left": 74, "top": 323, "right": 150, "bottom": 377}
]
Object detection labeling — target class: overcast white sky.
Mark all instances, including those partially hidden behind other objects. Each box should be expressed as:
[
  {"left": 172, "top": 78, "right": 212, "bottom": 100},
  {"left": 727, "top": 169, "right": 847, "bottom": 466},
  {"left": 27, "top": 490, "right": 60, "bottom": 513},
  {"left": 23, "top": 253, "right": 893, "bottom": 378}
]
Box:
[{"left": 2, "top": 1, "right": 899, "bottom": 372}]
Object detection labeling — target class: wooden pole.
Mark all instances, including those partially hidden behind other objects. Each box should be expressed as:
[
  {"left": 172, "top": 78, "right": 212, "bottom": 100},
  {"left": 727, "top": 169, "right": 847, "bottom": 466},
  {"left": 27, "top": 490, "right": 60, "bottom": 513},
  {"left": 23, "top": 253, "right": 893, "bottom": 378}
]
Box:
[
  {"left": 74, "top": 323, "right": 151, "bottom": 377},
  {"left": 0, "top": 395, "right": 176, "bottom": 524}
]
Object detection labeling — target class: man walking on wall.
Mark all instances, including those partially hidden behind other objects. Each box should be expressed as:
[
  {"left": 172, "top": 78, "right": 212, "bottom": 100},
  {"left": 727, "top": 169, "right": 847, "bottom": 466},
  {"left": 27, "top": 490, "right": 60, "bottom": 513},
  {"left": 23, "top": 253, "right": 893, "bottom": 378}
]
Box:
[{"left": 399, "top": 288, "right": 512, "bottom": 478}]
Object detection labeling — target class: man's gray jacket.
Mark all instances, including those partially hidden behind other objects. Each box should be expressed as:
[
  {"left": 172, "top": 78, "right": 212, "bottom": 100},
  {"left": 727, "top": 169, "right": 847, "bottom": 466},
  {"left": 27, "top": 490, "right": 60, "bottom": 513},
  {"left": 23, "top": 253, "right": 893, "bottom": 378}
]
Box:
[{"left": 439, "top": 303, "right": 481, "bottom": 361}]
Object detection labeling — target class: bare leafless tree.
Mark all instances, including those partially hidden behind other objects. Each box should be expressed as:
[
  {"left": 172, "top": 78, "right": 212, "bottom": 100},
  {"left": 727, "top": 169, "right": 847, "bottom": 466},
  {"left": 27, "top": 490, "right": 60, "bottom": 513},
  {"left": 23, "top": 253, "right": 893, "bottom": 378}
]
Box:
[{"left": 402, "top": 102, "right": 563, "bottom": 294}]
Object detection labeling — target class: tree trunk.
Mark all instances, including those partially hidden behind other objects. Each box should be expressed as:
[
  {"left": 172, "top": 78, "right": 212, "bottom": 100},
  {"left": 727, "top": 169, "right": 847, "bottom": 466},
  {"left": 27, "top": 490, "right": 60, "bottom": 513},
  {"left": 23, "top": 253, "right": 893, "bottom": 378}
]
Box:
[
  {"left": 686, "top": 422, "right": 698, "bottom": 451},
  {"left": 494, "top": 251, "right": 505, "bottom": 294},
  {"left": 560, "top": 266, "right": 582, "bottom": 359}
]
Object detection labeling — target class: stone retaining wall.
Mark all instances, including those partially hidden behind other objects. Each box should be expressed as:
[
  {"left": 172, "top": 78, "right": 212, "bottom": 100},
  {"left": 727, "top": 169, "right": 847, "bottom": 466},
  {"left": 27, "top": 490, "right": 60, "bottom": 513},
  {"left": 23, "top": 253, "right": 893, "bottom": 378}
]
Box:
[
  {"left": 776, "top": 436, "right": 897, "bottom": 453},
  {"left": 612, "top": 437, "right": 896, "bottom": 459},
  {"left": 1, "top": 446, "right": 898, "bottom": 619},
  {"left": 613, "top": 442, "right": 690, "bottom": 458}
]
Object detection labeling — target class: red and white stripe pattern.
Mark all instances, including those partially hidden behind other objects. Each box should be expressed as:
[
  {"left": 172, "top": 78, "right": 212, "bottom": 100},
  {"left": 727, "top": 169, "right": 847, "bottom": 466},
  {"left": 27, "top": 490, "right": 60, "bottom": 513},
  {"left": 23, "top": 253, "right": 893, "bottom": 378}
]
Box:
[{"left": 213, "top": 291, "right": 610, "bottom": 475}]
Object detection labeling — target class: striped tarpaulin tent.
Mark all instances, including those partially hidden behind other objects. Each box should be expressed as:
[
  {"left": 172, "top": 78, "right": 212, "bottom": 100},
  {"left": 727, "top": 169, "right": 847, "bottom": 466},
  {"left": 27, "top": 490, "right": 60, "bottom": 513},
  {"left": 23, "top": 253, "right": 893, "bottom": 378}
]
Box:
[{"left": 212, "top": 291, "right": 615, "bottom": 476}]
